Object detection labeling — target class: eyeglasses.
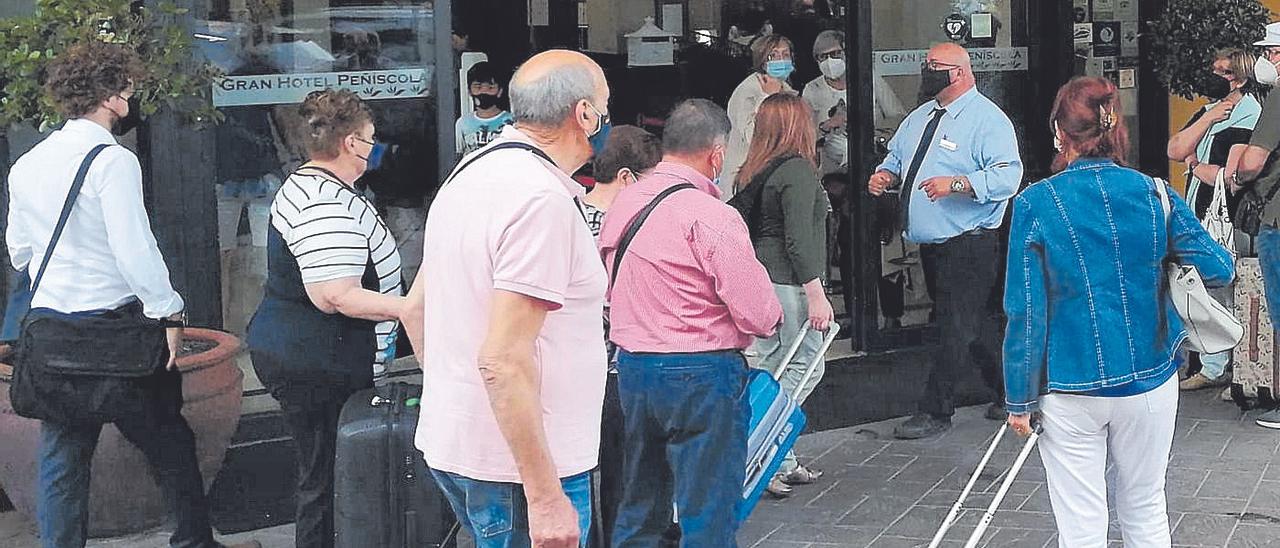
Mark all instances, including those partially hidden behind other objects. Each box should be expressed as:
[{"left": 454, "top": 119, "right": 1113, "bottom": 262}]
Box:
[
  {"left": 766, "top": 49, "right": 793, "bottom": 61},
  {"left": 922, "top": 60, "right": 961, "bottom": 71},
  {"left": 817, "top": 49, "right": 844, "bottom": 62}
]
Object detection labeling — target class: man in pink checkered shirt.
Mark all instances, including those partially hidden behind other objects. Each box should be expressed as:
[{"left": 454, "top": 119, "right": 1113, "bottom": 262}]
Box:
[{"left": 599, "top": 98, "right": 782, "bottom": 547}]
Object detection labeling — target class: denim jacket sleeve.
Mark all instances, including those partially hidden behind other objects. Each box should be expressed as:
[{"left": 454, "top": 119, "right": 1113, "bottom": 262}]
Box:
[
  {"left": 1164, "top": 182, "right": 1235, "bottom": 288},
  {"left": 1002, "top": 195, "right": 1048, "bottom": 414}
]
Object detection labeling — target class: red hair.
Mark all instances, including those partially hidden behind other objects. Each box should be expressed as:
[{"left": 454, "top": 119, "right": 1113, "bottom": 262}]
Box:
[
  {"left": 1049, "top": 76, "right": 1130, "bottom": 172},
  {"left": 735, "top": 93, "right": 818, "bottom": 191}
]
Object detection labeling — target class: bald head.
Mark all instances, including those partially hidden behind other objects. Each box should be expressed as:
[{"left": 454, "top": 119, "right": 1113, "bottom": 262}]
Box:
[
  {"left": 509, "top": 50, "right": 609, "bottom": 129},
  {"left": 928, "top": 43, "right": 972, "bottom": 70}
]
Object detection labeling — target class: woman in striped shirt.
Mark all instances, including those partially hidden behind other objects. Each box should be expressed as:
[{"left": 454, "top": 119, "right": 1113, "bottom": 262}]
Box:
[{"left": 246, "top": 89, "right": 405, "bottom": 548}]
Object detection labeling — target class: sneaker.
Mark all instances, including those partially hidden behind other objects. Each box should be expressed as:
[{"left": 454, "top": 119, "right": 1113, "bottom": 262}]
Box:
[
  {"left": 764, "top": 475, "right": 793, "bottom": 498},
  {"left": 1257, "top": 408, "right": 1280, "bottom": 430},
  {"left": 780, "top": 464, "right": 824, "bottom": 485},
  {"left": 1179, "top": 373, "right": 1226, "bottom": 391},
  {"left": 893, "top": 413, "right": 952, "bottom": 440}
]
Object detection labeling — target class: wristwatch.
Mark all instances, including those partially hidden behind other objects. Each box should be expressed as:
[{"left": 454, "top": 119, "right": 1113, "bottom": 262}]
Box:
[
  {"left": 160, "top": 310, "right": 187, "bottom": 329},
  {"left": 950, "top": 176, "right": 967, "bottom": 195}
]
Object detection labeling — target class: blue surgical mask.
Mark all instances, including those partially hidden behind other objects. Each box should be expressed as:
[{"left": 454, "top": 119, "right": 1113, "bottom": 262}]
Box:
[
  {"left": 587, "top": 102, "right": 612, "bottom": 157},
  {"left": 356, "top": 137, "right": 387, "bottom": 170},
  {"left": 765, "top": 59, "right": 794, "bottom": 80}
]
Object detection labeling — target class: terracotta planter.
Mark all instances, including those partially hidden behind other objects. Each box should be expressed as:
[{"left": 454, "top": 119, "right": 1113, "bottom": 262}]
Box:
[{"left": 0, "top": 328, "right": 245, "bottom": 538}]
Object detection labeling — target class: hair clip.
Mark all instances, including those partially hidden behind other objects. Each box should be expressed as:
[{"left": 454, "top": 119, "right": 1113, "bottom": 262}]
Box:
[{"left": 1099, "top": 105, "right": 1116, "bottom": 132}]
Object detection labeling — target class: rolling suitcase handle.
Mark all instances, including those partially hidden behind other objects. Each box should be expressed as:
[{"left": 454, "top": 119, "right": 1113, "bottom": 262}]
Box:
[
  {"left": 928, "top": 420, "right": 1043, "bottom": 548},
  {"left": 771, "top": 321, "right": 841, "bottom": 401}
]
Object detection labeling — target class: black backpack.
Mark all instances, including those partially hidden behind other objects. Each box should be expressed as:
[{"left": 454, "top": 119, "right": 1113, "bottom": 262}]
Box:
[{"left": 728, "top": 154, "right": 799, "bottom": 240}]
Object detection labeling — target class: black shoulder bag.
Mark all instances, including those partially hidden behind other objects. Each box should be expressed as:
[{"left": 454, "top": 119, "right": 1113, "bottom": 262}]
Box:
[
  {"left": 9, "top": 144, "right": 171, "bottom": 425},
  {"left": 1236, "top": 177, "right": 1280, "bottom": 236},
  {"left": 727, "top": 154, "right": 799, "bottom": 240}
]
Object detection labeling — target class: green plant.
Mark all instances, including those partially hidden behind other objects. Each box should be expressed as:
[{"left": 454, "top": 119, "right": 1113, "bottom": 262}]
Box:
[
  {"left": 0, "top": 0, "right": 221, "bottom": 131},
  {"left": 1151, "top": 0, "right": 1272, "bottom": 99}
]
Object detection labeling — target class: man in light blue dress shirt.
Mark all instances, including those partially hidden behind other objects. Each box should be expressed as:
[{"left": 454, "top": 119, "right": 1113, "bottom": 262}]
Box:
[{"left": 868, "top": 43, "right": 1022, "bottom": 439}]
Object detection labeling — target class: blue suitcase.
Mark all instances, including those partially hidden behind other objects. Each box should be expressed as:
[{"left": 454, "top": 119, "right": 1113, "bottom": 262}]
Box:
[{"left": 739, "top": 322, "right": 840, "bottom": 521}]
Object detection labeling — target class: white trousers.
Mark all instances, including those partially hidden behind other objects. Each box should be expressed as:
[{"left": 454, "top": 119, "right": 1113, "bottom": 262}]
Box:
[{"left": 1038, "top": 375, "right": 1178, "bottom": 548}]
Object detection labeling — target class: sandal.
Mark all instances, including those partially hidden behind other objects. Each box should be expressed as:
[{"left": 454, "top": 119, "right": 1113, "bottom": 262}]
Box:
[
  {"left": 764, "top": 475, "right": 793, "bottom": 498},
  {"left": 780, "top": 465, "right": 824, "bottom": 485}
]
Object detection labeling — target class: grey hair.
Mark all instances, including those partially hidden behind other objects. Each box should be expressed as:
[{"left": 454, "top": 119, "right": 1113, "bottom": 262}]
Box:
[
  {"left": 509, "top": 61, "right": 599, "bottom": 127},
  {"left": 662, "top": 99, "right": 731, "bottom": 155},
  {"left": 814, "top": 30, "right": 844, "bottom": 57}
]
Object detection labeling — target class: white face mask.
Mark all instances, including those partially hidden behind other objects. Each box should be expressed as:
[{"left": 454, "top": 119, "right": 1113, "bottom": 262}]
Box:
[
  {"left": 1256, "top": 55, "right": 1280, "bottom": 86},
  {"left": 819, "top": 57, "right": 847, "bottom": 80}
]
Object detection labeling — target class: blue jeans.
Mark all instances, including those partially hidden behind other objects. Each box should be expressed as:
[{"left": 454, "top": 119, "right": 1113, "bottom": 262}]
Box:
[
  {"left": 429, "top": 469, "right": 592, "bottom": 548},
  {"left": 1255, "top": 227, "right": 1280, "bottom": 329},
  {"left": 37, "top": 374, "right": 217, "bottom": 548},
  {"left": 612, "top": 350, "right": 748, "bottom": 548}
]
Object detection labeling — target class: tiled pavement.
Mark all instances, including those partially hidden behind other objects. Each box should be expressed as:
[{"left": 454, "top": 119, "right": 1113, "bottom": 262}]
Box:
[
  {"left": 2, "top": 390, "right": 1277, "bottom": 548},
  {"left": 741, "top": 389, "right": 1280, "bottom": 548}
]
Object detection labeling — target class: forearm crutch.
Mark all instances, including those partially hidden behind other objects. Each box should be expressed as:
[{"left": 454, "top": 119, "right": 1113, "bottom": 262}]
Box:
[
  {"left": 927, "top": 423, "right": 1009, "bottom": 548},
  {"left": 963, "top": 423, "right": 1043, "bottom": 548},
  {"left": 927, "top": 420, "right": 1042, "bottom": 548}
]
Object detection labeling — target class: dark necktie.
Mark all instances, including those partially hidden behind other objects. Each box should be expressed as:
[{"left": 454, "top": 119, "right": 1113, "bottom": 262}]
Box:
[{"left": 900, "top": 107, "right": 948, "bottom": 231}]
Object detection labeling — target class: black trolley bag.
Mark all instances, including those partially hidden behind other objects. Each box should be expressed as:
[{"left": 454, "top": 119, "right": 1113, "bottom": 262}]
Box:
[{"left": 334, "top": 382, "right": 457, "bottom": 547}]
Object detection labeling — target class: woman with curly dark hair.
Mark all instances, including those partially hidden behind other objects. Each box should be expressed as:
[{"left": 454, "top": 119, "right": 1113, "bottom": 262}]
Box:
[
  {"left": 246, "top": 88, "right": 405, "bottom": 548},
  {"left": 5, "top": 40, "right": 258, "bottom": 548}
]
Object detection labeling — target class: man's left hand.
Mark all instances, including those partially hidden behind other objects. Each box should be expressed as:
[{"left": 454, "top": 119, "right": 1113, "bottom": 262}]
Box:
[{"left": 919, "top": 176, "right": 966, "bottom": 201}]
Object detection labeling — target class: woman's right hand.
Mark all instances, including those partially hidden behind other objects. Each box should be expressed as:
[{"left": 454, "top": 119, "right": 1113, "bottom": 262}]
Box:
[
  {"left": 808, "top": 293, "right": 835, "bottom": 332},
  {"left": 1206, "top": 98, "right": 1237, "bottom": 123}
]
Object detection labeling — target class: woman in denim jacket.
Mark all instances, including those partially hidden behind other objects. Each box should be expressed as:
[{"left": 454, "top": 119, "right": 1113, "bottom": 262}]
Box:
[{"left": 1003, "top": 77, "right": 1234, "bottom": 547}]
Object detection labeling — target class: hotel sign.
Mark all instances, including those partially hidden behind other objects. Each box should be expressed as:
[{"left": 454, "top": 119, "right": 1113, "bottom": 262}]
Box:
[{"left": 213, "top": 68, "right": 432, "bottom": 107}]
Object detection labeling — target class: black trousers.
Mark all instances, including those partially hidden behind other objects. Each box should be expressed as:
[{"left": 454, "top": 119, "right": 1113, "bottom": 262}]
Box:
[
  {"left": 594, "top": 373, "right": 624, "bottom": 547},
  {"left": 37, "top": 370, "right": 218, "bottom": 548},
  {"left": 255, "top": 353, "right": 365, "bottom": 548},
  {"left": 919, "top": 229, "right": 1006, "bottom": 417}
]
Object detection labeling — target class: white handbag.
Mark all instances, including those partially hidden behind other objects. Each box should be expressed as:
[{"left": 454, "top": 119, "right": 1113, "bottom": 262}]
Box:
[
  {"left": 1154, "top": 178, "right": 1243, "bottom": 354},
  {"left": 1200, "top": 169, "right": 1237, "bottom": 263}
]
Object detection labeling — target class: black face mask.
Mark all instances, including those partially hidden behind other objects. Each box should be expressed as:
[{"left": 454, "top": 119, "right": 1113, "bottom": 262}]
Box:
[
  {"left": 919, "top": 67, "right": 953, "bottom": 101},
  {"left": 111, "top": 96, "right": 143, "bottom": 136},
  {"left": 1202, "top": 73, "right": 1233, "bottom": 101},
  {"left": 472, "top": 93, "right": 502, "bottom": 110}
]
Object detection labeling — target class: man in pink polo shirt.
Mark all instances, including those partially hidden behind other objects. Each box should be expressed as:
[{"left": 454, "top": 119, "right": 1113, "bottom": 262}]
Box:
[
  {"left": 401, "top": 50, "right": 609, "bottom": 548},
  {"left": 599, "top": 98, "right": 783, "bottom": 546}
]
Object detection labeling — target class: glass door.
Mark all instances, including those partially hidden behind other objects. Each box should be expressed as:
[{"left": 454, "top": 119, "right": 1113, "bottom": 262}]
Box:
[{"left": 193, "top": 0, "right": 441, "bottom": 397}]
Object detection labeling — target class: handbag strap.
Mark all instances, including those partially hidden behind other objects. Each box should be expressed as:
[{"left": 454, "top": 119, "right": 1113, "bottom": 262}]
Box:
[
  {"left": 28, "top": 144, "right": 112, "bottom": 298},
  {"left": 609, "top": 183, "right": 696, "bottom": 291}
]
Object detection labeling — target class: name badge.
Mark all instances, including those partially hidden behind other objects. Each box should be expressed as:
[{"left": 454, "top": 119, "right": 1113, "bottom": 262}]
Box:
[{"left": 939, "top": 138, "right": 959, "bottom": 152}]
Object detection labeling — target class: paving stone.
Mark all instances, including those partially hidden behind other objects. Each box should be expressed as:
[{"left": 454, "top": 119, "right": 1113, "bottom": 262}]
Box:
[
  {"left": 1265, "top": 463, "right": 1280, "bottom": 481},
  {"left": 837, "top": 496, "right": 919, "bottom": 529},
  {"left": 1223, "top": 435, "right": 1280, "bottom": 461},
  {"left": 1170, "top": 513, "right": 1238, "bottom": 546},
  {"left": 1227, "top": 523, "right": 1280, "bottom": 547},
  {"left": 980, "top": 527, "right": 1056, "bottom": 548},
  {"left": 1248, "top": 481, "right": 1280, "bottom": 512},
  {"left": 1195, "top": 470, "right": 1264, "bottom": 499},
  {"left": 766, "top": 524, "right": 883, "bottom": 544}
]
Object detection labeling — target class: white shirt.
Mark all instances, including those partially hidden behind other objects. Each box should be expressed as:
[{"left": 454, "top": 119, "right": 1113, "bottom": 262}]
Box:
[
  {"left": 270, "top": 169, "right": 403, "bottom": 365},
  {"left": 6, "top": 119, "right": 183, "bottom": 319}
]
